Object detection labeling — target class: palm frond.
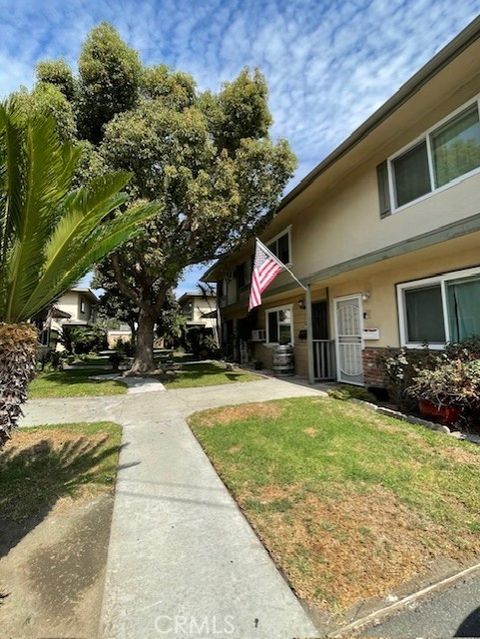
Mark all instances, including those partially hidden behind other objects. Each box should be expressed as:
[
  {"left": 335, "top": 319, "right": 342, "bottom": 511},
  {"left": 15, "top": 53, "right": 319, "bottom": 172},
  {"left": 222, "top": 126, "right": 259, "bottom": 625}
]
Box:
[
  {"left": 4, "top": 115, "right": 71, "bottom": 319},
  {"left": 0, "top": 103, "right": 157, "bottom": 323},
  {"left": 23, "top": 201, "right": 159, "bottom": 318}
]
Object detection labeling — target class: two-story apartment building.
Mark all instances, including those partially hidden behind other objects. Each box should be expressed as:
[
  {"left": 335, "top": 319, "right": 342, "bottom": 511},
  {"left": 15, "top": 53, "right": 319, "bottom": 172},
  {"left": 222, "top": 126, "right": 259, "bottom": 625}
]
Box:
[
  {"left": 38, "top": 287, "right": 99, "bottom": 347},
  {"left": 178, "top": 290, "right": 217, "bottom": 330},
  {"left": 202, "top": 17, "right": 480, "bottom": 387}
]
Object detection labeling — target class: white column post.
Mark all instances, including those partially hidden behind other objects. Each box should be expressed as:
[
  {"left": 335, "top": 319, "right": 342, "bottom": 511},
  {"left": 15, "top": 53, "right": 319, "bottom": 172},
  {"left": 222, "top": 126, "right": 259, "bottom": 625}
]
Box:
[{"left": 306, "top": 283, "right": 315, "bottom": 384}]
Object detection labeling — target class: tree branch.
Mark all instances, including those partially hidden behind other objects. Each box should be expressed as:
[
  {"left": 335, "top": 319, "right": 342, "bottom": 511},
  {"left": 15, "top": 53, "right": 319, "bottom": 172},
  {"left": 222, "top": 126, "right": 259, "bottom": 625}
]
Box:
[{"left": 111, "top": 253, "right": 144, "bottom": 308}]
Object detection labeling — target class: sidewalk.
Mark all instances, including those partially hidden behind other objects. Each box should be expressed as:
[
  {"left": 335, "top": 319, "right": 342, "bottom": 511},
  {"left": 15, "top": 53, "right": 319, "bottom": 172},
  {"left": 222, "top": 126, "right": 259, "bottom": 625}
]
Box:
[{"left": 23, "top": 378, "right": 324, "bottom": 639}]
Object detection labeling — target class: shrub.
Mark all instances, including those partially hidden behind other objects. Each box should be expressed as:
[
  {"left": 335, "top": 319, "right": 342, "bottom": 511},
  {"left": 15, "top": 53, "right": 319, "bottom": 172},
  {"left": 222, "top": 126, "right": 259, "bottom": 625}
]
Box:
[
  {"left": 407, "top": 359, "right": 480, "bottom": 417},
  {"left": 0, "top": 324, "right": 37, "bottom": 445},
  {"left": 445, "top": 336, "right": 480, "bottom": 362},
  {"left": 116, "top": 339, "right": 135, "bottom": 357},
  {"left": 64, "top": 325, "right": 108, "bottom": 354},
  {"left": 109, "top": 352, "right": 125, "bottom": 371},
  {"left": 328, "top": 385, "right": 377, "bottom": 403},
  {"left": 378, "top": 347, "right": 438, "bottom": 411}
]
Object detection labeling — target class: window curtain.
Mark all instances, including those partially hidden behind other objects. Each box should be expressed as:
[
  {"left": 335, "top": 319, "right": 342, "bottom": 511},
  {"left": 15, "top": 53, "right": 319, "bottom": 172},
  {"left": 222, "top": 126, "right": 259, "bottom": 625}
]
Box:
[
  {"left": 447, "top": 277, "right": 480, "bottom": 342},
  {"left": 431, "top": 105, "right": 480, "bottom": 188}
]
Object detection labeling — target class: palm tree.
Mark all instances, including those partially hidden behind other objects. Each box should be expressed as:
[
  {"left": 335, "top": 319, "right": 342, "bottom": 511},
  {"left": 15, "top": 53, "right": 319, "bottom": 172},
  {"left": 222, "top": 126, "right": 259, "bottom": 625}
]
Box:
[{"left": 0, "top": 101, "right": 158, "bottom": 445}]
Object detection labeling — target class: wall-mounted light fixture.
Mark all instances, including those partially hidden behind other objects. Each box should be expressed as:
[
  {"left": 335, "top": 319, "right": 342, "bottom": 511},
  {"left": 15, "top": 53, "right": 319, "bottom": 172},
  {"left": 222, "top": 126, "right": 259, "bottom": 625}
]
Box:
[
  {"left": 298, "top": 299, "right": 306, "bottom": 309},
  {"left": 362, "top": 291, "right": 371, "bottom": 302}
]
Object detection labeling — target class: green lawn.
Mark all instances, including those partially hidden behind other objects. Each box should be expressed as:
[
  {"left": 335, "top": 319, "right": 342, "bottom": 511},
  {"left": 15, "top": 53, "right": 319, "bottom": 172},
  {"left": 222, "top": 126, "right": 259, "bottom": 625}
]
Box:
[
  {"left": 189, "top": 397, "right": 480, "bottom": 613},
  {"left": 29, "top": 368, "right": 126, "bottom": 399},
  {"left": 164, "top": 362, "right": 261, "bottom": 389},
  {"left": 0, "top": 422, "right": 121, "bottom": 522}
]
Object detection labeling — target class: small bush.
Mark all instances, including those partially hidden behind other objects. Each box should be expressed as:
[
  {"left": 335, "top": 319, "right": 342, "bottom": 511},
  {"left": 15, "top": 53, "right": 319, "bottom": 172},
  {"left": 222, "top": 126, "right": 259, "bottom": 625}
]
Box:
[
  {"left": 407, "top": 359, "right": 480, "bottom": 418},
  {"left": 116, "top": 339, "right": 135, "bottom": 357},
  {"left": 445, "top": 336, "right": 480, "bottom": 362},
  {"left": 378, "top": 347, "right": 438, "bottom": 411},
  {"left": 109, "top": 352, "right": 125, "bottom": 371},
  {"left": 64, "top": 325, "right": 108, "bottom": 354},
  {"left": 328, "top": 385, "right": 377, "bottom": 403}
]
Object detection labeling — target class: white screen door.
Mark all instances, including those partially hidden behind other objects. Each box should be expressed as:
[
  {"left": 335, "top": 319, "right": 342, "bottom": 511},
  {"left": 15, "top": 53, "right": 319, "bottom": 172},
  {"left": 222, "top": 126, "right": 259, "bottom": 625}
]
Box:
[{"left": 334, "top": 294, "right": 364, "bottom": 385}]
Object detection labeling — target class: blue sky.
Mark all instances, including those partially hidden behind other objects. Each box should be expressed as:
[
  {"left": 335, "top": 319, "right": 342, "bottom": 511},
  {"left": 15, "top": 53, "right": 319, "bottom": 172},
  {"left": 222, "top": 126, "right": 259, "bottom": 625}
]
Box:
[{"left": 1, "top": 0, "right": 479, "bottom": 293}]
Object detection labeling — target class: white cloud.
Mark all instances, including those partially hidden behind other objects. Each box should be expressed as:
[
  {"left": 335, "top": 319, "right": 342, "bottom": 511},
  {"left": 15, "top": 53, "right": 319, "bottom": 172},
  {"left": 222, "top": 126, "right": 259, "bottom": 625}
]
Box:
[{"left": 1, "top": 0, "right": 479, "bottom": 288}]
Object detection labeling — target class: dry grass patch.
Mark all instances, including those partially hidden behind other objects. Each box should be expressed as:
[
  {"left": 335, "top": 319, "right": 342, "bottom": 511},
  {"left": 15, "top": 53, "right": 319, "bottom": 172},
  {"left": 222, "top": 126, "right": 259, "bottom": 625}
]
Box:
[
  {"left": 240, "top": 484, "right": 476, "bottom": 611},
  {"left": 195, "top": 402, "right": 284, "bottom": 427},
  {"left": 189, "top": 397, "right": 480, "bottom": 614},
  {"left": 0, "top": 422, "right": 121, "bottom": 522}
]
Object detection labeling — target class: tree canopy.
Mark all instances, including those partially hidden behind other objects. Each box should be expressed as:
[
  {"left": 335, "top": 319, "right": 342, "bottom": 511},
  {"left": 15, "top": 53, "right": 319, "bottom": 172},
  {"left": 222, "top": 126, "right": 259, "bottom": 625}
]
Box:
[{"left": 21, "top": 22, "right": 296, "bottom": 372}]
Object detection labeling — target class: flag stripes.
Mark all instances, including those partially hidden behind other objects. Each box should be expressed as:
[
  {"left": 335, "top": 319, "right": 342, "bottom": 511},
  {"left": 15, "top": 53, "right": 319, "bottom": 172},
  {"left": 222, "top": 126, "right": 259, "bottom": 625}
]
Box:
[{"left": 248, "top": 239, "right": 284, "bottom": 311}]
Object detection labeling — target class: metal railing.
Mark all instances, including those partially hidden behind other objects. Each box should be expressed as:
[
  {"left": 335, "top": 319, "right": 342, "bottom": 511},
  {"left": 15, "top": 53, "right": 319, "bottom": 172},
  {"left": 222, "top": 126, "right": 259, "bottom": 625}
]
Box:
[{"left": 313, "top": 339, "right": 336, "bottom": 381}]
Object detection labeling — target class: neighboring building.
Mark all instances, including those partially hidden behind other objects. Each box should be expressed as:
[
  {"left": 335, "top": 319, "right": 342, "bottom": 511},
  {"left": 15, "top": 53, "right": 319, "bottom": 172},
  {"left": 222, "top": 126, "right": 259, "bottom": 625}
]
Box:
[
  {"left": 178, "top": 290, "right": 217, "bottom": 331},
  {"left": 202, "top": 17, "right": 480, "bottom": 387},
  {"left": 38, "top": 287, "right": 99, "bottom": 347},
  {"left": 107, "top": 325, "right": 133, "bottom": 348}
]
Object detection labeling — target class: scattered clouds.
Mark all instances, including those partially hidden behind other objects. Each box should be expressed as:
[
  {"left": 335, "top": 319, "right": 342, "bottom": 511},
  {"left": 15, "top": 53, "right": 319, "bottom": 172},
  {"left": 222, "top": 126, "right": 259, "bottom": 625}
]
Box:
[{"left": 1, "top": 0, "right": 479, "bottom": 291}]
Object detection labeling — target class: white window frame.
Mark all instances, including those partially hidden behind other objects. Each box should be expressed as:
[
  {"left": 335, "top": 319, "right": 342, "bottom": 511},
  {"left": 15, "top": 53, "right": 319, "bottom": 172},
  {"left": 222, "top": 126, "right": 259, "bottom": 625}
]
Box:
[
  {"left": 397, "top": 266, "right": 480, "bottom": 348},
  {"left": 265, "top": 304, "right": 294, "bottom": 346},
  {"left": 387, "top": 94, "right": 480, "bottom": 213},
  {"left": 80, "top": 298, "right": 86, "bottom": 314},
  {"left": 266, "top": 226, "right": 292, "bottom": 266}
]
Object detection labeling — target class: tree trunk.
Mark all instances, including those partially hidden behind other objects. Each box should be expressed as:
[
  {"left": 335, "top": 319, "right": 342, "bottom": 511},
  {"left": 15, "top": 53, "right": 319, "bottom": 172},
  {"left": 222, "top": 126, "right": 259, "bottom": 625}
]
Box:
[
  {"left": 0, "top": 324, "right": 38, "bottom": 447},
  {"left": 127, "top": 310, "right": 156, "bottom": 375}
]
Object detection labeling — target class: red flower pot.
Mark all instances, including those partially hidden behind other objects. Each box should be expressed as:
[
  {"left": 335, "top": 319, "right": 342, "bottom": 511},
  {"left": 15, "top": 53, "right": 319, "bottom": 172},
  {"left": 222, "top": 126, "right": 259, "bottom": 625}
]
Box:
[{"left": 418, "top": 399, "right": 460, "bottom": 425}]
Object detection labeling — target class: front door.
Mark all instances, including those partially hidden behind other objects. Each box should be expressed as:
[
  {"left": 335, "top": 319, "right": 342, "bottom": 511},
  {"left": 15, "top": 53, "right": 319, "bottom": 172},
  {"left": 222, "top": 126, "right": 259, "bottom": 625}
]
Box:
[{"left": 334, "top": 294, "right": 364, "bottom": 385}]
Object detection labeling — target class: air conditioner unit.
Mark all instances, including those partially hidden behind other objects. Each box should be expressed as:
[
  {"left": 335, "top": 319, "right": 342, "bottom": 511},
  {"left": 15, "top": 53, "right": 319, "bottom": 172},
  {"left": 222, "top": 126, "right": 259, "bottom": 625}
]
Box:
[{"left": 251, "top": 329, "right": 266, "bottom": 342}]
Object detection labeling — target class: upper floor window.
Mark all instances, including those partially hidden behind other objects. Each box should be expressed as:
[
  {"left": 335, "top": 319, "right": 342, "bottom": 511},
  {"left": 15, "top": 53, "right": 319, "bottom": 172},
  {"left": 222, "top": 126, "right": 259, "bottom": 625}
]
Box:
[
  {"left": 235, "top": 260, "right": 251, "bottom": 288},
  {"left": 267, "top": 228, "right": 291, "bottom": 264},
  {"left": 392, "top": 140, "right": 431, "bottom": 207},
  {"left": 80, "top": 299, "right": 86, "bottom": 314},
  {"left": 378, "top": 97, "right": 480, "bottom": 214}
]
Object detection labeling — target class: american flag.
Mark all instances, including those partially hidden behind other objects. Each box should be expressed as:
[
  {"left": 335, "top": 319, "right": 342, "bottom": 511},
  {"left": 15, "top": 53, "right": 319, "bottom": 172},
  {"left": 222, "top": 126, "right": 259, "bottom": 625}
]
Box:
[{"left": 248, "top": 239, "right": 285, "bottom": 311}]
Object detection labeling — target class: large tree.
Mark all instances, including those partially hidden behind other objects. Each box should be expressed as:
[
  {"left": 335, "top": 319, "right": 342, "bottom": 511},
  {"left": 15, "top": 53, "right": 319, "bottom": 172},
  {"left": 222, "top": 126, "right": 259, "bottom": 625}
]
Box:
[{"left": 26, "top": 22, "right": 296, "bottom": 373}]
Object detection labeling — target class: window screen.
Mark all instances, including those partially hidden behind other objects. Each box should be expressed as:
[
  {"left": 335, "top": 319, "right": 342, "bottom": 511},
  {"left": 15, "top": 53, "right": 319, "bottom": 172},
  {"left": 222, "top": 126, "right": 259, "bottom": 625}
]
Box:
[
  {"left": 393, "top": 140, "right": 431, "bottom": 207},
  {"left": 404, "top": 285, "right": 445, "bottom": 343}
]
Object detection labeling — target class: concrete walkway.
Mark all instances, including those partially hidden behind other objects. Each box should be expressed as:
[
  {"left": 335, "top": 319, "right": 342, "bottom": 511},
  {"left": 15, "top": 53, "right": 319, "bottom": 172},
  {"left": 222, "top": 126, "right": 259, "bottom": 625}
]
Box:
[{"left": 22, "top": 378, "right": 324, "bottom": 639}]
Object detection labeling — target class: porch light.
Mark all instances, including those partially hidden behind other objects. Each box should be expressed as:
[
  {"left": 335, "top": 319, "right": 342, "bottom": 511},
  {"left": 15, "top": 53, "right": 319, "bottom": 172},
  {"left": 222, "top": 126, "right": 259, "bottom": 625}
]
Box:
[
  {"left": 298, "top": 299, "right": 306, "bottom": 309},
  {"left": 362, "top": 291, "right": 371, "bottom": 301}
]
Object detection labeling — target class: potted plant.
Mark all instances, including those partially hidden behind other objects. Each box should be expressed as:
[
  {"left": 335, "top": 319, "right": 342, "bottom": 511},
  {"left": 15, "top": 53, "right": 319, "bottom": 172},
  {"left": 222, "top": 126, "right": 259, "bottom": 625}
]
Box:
[{"left": 407, "top": 359, "right": 480, "bottom": 425}]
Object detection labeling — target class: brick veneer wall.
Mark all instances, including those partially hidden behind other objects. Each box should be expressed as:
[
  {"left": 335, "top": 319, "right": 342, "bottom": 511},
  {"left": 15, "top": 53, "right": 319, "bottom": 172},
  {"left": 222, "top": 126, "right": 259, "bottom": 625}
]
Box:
[{"left": 363, "top": 347, "right": 394, "bottom": 388}]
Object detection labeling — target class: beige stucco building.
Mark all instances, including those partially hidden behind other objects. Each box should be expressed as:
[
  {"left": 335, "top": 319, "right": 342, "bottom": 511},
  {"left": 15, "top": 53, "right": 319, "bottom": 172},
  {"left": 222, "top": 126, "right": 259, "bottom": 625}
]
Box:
[
  {"left": 39, "top": 287, "right": 99, "bottom": 347},
  {"left": 178, "top": 291, "right": 218, "bottom": 330},
  {"left": 203, "top": 18, "right": 480, "bottom": 387}
]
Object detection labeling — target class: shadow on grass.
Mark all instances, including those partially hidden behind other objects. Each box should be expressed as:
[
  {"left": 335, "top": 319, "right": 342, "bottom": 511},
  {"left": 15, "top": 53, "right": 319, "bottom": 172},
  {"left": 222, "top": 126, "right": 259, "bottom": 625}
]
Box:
[
  {"left": 0, "top": 434, "right": 129, "bottom": 558},
  {"left": 169, "top": 363, "right": 246, "bottom": 384},
  {"left": 32, "top": 369, "right": 125, "bottom": 392}
]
